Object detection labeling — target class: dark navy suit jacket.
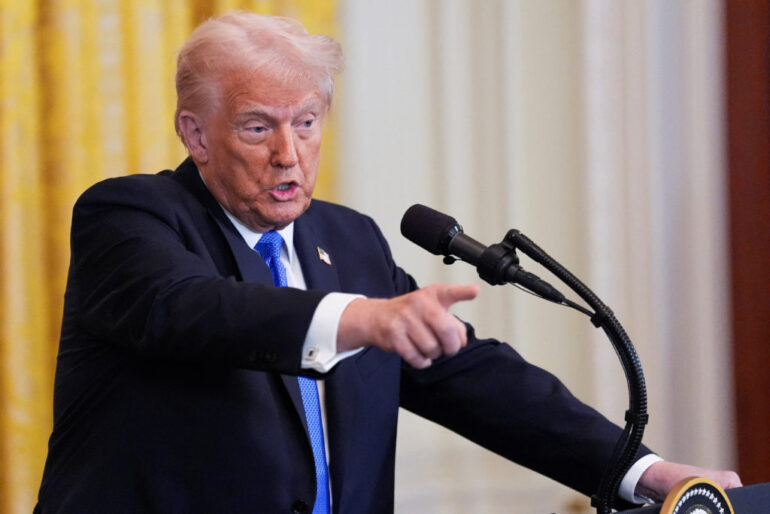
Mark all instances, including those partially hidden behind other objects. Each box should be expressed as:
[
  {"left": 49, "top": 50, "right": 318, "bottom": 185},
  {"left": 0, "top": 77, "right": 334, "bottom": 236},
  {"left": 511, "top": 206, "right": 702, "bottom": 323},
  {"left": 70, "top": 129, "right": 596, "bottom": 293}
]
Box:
[{"left": 35, "top": 158, "right": 647, "bottom": 513}]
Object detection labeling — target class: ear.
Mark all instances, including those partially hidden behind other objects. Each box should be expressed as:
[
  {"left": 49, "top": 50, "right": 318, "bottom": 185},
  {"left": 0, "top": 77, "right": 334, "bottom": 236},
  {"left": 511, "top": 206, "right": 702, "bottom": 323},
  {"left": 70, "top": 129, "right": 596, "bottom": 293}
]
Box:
[{"left": 177, "top": 110, "right": 209, "bottom": 164}]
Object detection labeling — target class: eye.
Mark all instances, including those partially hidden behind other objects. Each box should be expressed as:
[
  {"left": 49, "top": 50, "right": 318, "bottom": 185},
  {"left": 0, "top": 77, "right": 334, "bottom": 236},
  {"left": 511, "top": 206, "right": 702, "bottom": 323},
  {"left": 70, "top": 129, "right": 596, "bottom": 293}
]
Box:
[
  {"left": 302, "top": 119, "right": 314, "bottom": 128},
  {"left": 248, "top": 125, "right": 267, "bottom": 133}
]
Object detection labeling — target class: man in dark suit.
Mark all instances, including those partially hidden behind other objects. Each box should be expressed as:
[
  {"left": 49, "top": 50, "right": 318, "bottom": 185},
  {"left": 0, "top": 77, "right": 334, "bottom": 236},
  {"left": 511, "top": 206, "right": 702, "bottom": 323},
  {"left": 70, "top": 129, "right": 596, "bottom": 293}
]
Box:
[{"left": 35, "top": 11, "right": 739, "bottom": 514}]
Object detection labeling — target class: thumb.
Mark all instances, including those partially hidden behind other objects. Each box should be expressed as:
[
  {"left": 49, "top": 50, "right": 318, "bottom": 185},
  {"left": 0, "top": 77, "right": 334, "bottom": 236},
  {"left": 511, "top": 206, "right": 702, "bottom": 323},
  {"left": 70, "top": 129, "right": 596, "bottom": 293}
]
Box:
[{"left": 436, "top": 283, "right": 479, "bottom": 308}]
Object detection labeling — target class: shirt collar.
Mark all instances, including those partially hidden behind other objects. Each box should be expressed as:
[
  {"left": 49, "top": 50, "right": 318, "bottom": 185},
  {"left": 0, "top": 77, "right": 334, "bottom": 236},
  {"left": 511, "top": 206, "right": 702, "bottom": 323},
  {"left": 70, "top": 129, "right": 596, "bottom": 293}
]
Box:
[{"left": 222, "top": 208, "right": 297, "bottom": 265}]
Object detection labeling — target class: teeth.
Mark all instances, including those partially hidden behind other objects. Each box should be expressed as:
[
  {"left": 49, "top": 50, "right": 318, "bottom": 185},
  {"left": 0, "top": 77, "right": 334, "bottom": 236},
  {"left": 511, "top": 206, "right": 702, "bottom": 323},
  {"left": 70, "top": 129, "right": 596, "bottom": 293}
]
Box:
[{"left": 276, "top": 183, "right": 291, "bottom": 191}]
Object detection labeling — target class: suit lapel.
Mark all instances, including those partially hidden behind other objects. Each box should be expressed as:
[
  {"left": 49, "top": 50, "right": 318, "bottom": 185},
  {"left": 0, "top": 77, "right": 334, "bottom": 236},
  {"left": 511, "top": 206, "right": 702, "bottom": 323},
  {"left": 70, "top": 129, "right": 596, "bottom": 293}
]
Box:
[
  {"left": 293, "top": 208, "right": 342, "bottom": 294},
  {"left": 210, "top": 214, "right": 273, "bottom": 284},
  {"left": 173, "top": 159, "right": 309, "bottom": 434}
]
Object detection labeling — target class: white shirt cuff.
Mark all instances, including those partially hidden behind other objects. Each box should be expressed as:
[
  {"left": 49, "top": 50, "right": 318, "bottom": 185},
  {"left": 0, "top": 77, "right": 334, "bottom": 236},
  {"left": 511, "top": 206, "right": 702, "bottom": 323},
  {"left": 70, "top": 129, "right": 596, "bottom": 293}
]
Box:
[
  {"left": 301, "top": 292, "right": 364, "bottom": 373},
  {"left": 619, "top": 453, "right": 664, "bottom": 504}
]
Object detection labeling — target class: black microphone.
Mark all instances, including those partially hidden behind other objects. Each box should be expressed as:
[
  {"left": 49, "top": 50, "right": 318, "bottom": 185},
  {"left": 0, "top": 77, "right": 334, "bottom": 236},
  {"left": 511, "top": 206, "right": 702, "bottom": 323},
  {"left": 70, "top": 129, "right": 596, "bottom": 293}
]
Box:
[{"left": 400, "top": 204, "right": 565, "bottom": 302}]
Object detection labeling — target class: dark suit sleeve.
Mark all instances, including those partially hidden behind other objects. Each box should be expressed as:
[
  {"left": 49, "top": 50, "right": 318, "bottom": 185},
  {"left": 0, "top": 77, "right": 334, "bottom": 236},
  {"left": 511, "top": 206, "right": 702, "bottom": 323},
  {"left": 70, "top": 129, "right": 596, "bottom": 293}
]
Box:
[
  {"left": 400, "top": 330, "right": 651, "bottom": 504},
  {"left": 65, "top": 175, "right": 326, "bottom": 373}
]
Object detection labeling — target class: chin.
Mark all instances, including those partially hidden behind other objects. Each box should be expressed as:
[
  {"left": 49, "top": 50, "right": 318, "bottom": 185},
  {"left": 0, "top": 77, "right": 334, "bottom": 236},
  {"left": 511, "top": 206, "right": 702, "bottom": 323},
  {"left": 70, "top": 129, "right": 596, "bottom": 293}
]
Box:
[{"left": 270, "top": 203, "right": 310, "bottom": 227}]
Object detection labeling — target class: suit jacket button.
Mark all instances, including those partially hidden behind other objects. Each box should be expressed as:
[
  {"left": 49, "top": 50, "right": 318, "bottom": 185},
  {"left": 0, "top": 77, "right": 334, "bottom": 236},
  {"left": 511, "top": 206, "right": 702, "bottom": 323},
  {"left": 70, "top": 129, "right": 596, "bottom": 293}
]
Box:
[{"left": 291, "top": 500, "right": 310, "bottom": 514}]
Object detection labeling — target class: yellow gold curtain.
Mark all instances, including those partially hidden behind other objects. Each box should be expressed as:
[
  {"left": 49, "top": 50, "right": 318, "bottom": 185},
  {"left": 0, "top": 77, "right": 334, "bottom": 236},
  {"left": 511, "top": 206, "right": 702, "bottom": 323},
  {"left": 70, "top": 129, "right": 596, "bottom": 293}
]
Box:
[{"left": 0, "top": 0, "right": 339, "bottom": 511}]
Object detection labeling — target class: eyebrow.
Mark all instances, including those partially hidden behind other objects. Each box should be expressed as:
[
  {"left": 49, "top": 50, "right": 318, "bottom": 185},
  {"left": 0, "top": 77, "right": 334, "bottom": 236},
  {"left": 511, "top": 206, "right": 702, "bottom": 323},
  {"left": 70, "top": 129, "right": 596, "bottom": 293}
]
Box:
[
  {"left": 234, "top": 110, "right": 271, "bottom": 124},
  {"left": 234, "top": 100, "right": 324, "bottom": 124}
]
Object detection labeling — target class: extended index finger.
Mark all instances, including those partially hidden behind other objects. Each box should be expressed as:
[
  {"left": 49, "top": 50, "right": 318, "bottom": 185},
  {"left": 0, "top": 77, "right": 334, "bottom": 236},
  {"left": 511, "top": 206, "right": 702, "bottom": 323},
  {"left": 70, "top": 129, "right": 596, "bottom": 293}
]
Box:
[{"left": 435, "top": 283, "right": 479, "bottom": 308}]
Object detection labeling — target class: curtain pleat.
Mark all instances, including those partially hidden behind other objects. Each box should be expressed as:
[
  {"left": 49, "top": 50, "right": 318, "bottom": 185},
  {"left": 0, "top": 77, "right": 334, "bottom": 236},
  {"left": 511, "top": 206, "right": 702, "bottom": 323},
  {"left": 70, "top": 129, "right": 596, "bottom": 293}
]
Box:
[
  {"left": 1, "top": 2, "right": 50, "bottom": 512},
  {"left": 0, "top": 1, "right": 338, "bottom": 511}
]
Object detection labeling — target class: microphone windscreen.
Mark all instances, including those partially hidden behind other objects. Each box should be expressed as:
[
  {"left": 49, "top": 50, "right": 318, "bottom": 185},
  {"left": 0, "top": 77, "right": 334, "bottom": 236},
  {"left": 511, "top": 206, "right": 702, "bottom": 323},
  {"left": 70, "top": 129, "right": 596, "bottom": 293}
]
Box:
[{"left": 400, "top": 204, "right": 459, "bottom": 255}]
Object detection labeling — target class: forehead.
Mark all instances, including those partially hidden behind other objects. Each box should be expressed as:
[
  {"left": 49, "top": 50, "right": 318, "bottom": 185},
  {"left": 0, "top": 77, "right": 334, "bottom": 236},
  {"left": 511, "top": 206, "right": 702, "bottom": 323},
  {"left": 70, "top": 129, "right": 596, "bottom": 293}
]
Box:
[{"left": 219, "top": 68, "right": 324, "bottom": 118}]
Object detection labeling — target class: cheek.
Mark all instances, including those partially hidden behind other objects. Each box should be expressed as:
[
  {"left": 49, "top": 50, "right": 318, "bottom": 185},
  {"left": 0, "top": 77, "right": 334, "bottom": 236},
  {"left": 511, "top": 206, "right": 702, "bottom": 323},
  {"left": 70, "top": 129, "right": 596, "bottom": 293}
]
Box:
[
  {"left": 230, "top": 149, "right": 270, "bottom": 187},
  {"left": 302, "top": 175, "right": 318, "bottom": 197},
  {"left": 299, "top": 141, "right": 321, "bottom": 185}
]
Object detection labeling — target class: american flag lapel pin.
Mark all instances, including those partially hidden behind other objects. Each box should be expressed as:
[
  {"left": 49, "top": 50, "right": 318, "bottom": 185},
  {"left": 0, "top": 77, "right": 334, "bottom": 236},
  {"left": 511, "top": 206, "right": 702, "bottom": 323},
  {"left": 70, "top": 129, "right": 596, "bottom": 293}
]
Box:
[{"left": 316, "top": 246, "right": 332, "bottom": 266}]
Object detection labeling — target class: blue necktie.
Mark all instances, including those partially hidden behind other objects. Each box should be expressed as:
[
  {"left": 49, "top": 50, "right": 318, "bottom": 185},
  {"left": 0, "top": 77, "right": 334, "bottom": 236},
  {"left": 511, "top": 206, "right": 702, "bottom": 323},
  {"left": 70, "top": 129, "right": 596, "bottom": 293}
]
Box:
[{"left": 255, "top": 231, "right": 330, "bottom": 514}]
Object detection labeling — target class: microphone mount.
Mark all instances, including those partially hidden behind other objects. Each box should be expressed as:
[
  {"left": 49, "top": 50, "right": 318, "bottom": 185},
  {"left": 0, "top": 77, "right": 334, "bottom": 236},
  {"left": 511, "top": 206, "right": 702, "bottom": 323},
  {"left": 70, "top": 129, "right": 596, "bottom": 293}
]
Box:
[
  {"left": 500, "top": 228, "right": 648, "bottom": 514},
  {"left": 476, "top": 235, "right": 520, "bottom": 286},
  {"left": 437, "top": 223, "right": 565, "bottom": 303},
  {"left": 403, "top": 204, "right": 648, "bottom": 513},
  {"left": 442, "top": 231, "right": 520, "bottom": 280}
]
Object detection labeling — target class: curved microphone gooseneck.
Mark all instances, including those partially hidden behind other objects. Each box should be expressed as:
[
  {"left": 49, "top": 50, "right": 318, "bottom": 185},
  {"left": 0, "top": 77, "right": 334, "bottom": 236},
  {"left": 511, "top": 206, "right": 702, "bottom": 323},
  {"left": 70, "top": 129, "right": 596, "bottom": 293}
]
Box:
[{"left": 401, "top": 204, "right": 648, "bottom": 514}]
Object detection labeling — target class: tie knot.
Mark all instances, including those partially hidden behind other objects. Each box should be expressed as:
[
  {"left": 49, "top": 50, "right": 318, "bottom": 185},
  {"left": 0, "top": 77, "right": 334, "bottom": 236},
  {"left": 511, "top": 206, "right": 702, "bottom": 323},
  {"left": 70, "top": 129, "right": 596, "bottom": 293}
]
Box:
[{"left": 255, "top": 230, "right": 283, "bottom": 262}]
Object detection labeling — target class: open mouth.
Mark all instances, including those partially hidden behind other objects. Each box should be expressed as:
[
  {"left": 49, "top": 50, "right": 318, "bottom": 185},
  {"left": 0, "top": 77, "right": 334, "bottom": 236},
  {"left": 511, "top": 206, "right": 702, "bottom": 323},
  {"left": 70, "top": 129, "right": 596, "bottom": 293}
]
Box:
[
  {"left": 271, "top": 181, "right": 299, "bottom": 200},
  {"left": 275, "top": 183, "right": 294, "bottom": 192}
]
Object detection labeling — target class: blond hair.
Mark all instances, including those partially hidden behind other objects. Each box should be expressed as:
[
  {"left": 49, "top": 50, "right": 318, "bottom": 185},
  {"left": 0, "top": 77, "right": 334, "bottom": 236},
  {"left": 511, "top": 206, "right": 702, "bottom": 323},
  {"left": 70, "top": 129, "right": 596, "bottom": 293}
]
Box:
[{"left": 174, "top": 11, "right": 344, "bottom": 140}]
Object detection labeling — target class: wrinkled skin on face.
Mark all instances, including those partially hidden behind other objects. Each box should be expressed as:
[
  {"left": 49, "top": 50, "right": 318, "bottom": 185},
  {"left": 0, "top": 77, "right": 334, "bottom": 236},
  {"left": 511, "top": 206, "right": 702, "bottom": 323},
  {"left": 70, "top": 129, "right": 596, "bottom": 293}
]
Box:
[{"left": 178, "top": 69, "right": 325, "bottom": 232}]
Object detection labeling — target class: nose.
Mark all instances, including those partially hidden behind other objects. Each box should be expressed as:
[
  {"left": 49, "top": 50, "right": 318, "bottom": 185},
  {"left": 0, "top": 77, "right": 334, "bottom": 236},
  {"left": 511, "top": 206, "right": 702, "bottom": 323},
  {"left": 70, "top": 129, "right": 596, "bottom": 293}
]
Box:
[{"left": 270, "top": 125, "right": 299, "bottom": 169}]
